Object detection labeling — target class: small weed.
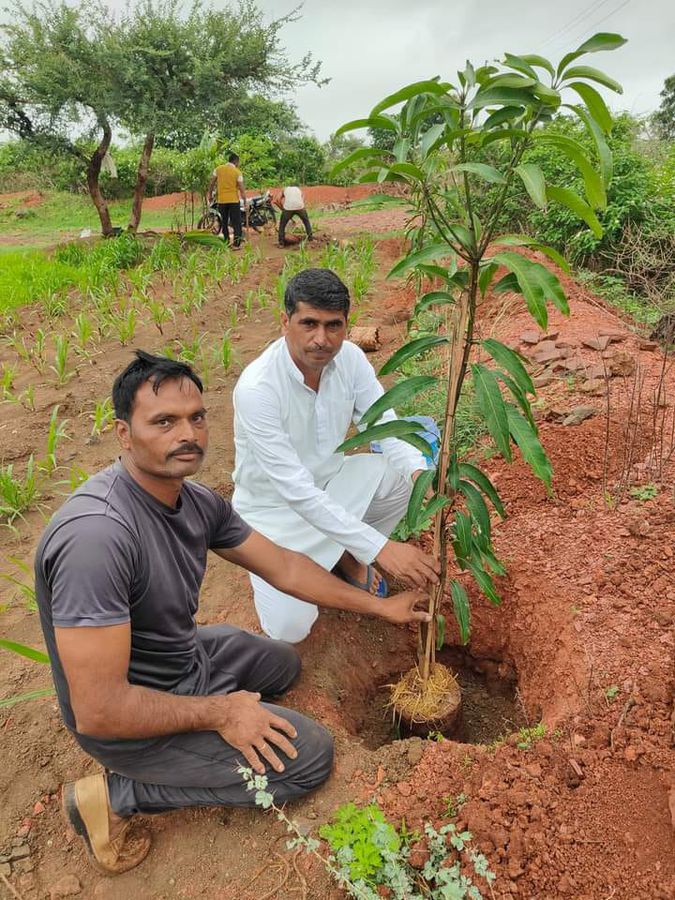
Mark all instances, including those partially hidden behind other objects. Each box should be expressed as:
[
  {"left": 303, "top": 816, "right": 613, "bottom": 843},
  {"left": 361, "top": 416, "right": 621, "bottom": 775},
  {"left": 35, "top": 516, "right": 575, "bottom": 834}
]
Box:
[
  {"left": 516, "top": 722, "right": 547, "bottom": 750},
  {"left": 443, "top": 793, "right": 468, "bottom": 819},
  {"left": 427, "top": 730, "right": 446, "bottom": 743},
  {"left": 629, "top": 483, "right": 658, "bottom": 501},
  {"left": 68, "top": 464, "right": 89, "bottom": 491},
  {"left": 0, "top": 457, "right": 41, "bottom": 527},
  {"left": 604, "top": 685, "right": 620, "bottom": 704}
]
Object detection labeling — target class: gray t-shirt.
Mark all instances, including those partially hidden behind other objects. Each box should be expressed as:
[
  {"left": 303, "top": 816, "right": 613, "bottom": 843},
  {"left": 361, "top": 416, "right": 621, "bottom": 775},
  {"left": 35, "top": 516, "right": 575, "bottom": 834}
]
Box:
[{"left": 35, "top": 461, "right": 251, "bottom": 739}]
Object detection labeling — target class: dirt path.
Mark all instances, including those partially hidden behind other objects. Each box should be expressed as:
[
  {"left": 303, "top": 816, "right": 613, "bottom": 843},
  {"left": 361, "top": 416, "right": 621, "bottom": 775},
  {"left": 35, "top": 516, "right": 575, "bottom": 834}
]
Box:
[{"left": 0, "top": 217, "right": 673, "bottom": 899}]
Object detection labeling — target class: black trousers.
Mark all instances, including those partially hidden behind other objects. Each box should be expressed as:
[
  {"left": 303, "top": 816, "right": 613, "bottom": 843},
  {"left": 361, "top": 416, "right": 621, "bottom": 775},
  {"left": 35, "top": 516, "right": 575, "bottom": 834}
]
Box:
[
  {"left": 279, "top": 208, "right": 313, "bottom": 244},
  {"left": 217, "top": 202, "right": 243, "bottom": 246},
  {"left": 78, "top": 625, "right": 334, "bottom": 817}
]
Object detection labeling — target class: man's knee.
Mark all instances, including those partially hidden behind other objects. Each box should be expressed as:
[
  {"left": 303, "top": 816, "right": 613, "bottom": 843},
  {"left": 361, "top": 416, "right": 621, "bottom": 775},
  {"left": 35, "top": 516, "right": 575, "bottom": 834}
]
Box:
[{"left": 261, "top": 604, "right": 318, "bottom": 644}]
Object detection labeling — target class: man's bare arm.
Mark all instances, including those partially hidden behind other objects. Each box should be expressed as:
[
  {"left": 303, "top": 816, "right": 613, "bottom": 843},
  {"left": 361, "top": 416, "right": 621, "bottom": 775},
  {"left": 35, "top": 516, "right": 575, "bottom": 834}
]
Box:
[
  {"left": 216, "top": 531, "right": 432, "bottom": 625},
  {"left": 55, "top": 624, "right": 297, "bottom": 774}
]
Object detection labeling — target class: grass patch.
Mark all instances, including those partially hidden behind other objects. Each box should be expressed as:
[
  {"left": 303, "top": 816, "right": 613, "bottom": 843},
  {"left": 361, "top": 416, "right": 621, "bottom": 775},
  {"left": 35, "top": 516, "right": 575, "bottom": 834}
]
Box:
[{"left": 577, "top": 270, "right": 663, "bottom": 327}]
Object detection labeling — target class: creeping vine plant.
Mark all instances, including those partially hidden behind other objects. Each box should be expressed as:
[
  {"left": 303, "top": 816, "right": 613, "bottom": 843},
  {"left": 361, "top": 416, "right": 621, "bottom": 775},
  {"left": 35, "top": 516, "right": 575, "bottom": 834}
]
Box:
[{"left": 336, "top": 34, "right": 626, "bottom": 681}]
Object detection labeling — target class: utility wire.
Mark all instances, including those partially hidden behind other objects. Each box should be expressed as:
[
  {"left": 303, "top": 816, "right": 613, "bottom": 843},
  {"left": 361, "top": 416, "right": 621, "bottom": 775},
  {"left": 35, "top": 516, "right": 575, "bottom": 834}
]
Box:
[
  {"left": 564, "top": 0, "right": 632, "bottom": 50},
  {"left": 541, "top": 0, "right": 616, "bottom": 49}
]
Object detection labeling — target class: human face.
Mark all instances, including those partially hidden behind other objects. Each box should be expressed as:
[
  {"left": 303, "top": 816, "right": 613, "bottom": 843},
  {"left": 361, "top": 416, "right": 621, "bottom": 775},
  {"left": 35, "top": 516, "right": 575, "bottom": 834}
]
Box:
[
  {"left": 115, "top": 377, "right": 208, "bottom": 485},
  {"left": 282, "top": 301, "right": 348, "bottom": 381}
]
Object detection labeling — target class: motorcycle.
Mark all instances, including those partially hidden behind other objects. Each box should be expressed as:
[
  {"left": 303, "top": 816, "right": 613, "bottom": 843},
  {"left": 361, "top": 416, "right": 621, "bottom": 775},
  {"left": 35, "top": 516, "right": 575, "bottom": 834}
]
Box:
[{"left": 197, "top": 191, "right": 276, "bottom": 235}]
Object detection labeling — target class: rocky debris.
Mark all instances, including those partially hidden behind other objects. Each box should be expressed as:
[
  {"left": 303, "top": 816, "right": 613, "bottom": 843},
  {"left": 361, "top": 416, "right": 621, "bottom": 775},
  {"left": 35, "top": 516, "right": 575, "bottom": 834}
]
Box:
[
  {"left": 520, "top": 330, "right": 541, "bottom": 344},
  {"left": 9, "top": 844, "right": 30, "bottom": 861},
  {"left": 533, "top": 346, "right": 570, "bottom": 364},
  {"left": 582, "top": 336, "right": 612, "bottom": 351},
  {"left": 598, "top": 329, "right": 629, "bottom": 341},
  {"left": 578, "top": 378, "right": 606, "bottom": 395},
  {"left": 0, "top": 862, "right": 11, "bottom": 878},
  {"left": 638, "top": 340, "right": 658, "bottom": 351},
  {"left": 349, "top": 325, "right": 380, "bottom": 352},
  {"left": 562, "top": 406, "right": 597, "bottom": 427},
  {"left": 557, "top": 356, "right": 587, "bottom": 373},
  {"left": 533, "top": 373, "right": 554, "bottom": 388},
  {"left": 49, "top": 874, "right": 82, "bottom": 898},
  {"left": 603, "top": 351, "right": 637, "bottom": 377}
]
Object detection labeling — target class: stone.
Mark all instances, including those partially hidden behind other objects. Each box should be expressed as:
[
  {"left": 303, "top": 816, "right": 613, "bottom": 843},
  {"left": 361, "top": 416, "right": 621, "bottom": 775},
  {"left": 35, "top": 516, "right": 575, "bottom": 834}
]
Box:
[
  {"left": 607, "top": 352, "right": 637, "bottom": 377},
  {"left": 0, "top": 863, "right": 11, "bottom": 878},
  {"left": 533, "top": 373, "right": 554, "bottom": 388},
  {"left": 598, "top": 330, "right": 628, "bottom": 341},
  {"left": 624, "top": 746, "right": 638, "bottom": 762},
  {"left": 562, "top": 405, "right": 597, "bottom": 426},
  {"left": 638, "top": 340, "right": 658, "bottom": 351},
  {"left": 10, "top": 845, "right": 30, "bottom": 861},
  {"left": 520, "top": 330, "right": 541, "bottom": 344},
  {"left": 396, "top": 781, "right": 412, "bottom": 796},
  {"left": 559, "top": 356, "right": 587, "bottom": 372},
  {"left": 533, "top": 340, "right": 558, "bottom": 353},
  {"left": 533, "top": 347, "right": 567, "bottom": 364},
  {"left": 524, "top": 763, "right": 542, "bottom": 779},
  {"left": 587, "top": 364, "right": 607, "bottom": 379},
  {"left": 49, "top": 874, "right": 82, "bottom": 898},
  {"left": 32, "top": 801, "right": 45, "bottom": 816},
  {"left": 406, "top": 741, "right": 424, "bottom": 766},
  {"left": 579, "top": 379, "right": 606, "bottom": 395},
  {"left": 582, "top": 336, "right": 611, "bottom": 351}
]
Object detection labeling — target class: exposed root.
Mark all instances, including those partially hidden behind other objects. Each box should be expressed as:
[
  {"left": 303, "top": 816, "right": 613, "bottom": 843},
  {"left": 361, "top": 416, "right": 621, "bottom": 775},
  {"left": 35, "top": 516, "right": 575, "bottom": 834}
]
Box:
[{"left": 389, "top": 662, "right": 461, "bottom": 725}]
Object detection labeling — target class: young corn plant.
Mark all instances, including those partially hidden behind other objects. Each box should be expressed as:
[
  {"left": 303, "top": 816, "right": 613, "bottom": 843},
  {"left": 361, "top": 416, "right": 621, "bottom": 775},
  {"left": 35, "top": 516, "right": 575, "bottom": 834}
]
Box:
[
  {"left": 0, "top": 456, "right": 41, "bottom": 529},
  {"left": 40, "top": 405, "right": 70, "bottom": 476},
  {"left": 111, "top": 307, "right": 137, "bottom": 345},
  {"left": 50, "top": 335, "right": 75, "bottom": 385},
  {"left": 73, "top": 312, "right": 95, "bottom": 354},
  {"left": 0, "top": 640, "right": 54, "bottom": 709},
  {"left": 90, "top": 397, "right": 114, "bottom": 440},
  {"left": 218, "top": 331, "right": 233, "bottom": 374},
  {"left": 336, "top": 34, "right": 626, "bottom": 698},
  {"left": 0, "top": 363, "right": 18, "bottom": 400},
  {"left": 147, "top": 298, "right": 174, "bottom": 335},
  {"left": 0, "top": 558, "right": 37, "bottom": 611}
]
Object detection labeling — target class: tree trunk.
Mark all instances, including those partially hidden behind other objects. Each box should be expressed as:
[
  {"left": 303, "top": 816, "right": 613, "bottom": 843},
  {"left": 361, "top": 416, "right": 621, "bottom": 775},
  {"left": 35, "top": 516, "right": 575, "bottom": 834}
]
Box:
[
  {"left": 87, "top": 116, "right": 114, "bottom": 236},
  {"left": 128, "top": 132, "right": 155, "bottom": 234}
]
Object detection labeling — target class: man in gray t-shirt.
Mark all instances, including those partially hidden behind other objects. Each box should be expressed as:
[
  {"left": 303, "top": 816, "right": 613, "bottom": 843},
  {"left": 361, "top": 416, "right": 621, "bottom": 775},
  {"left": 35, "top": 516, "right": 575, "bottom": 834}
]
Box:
[{"left": 36, "top": 350, "right": 431, "bottom": 875}]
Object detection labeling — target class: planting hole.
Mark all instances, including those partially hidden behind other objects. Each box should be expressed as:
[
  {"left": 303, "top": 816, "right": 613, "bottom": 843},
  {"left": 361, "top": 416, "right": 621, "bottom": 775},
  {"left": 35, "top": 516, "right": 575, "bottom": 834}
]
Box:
[{"left": 355, "top": 647, "right": 528, "bottom": 749}]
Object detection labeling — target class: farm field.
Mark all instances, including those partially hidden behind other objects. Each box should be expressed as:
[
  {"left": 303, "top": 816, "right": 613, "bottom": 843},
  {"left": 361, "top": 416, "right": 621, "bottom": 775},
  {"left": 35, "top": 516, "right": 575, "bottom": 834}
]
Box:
[{"left": 0, "top": 186, "right": 673, "bottom": 900}]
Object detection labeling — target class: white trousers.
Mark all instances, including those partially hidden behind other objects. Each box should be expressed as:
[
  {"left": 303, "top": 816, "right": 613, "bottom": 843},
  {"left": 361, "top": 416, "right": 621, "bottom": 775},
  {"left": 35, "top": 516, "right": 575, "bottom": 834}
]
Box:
[{"left": 250, "top": 460, "right": 412, "bottom": 643}]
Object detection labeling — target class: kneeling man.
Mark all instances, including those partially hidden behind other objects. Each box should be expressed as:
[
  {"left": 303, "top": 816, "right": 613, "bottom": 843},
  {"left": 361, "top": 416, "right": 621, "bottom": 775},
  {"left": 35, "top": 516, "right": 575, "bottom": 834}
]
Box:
[
  {"left": 36, "top": 351, "right": 430, "bottom": 873},
  {"left": 233, "top": 268, "right": 439, "bottom": 643}
]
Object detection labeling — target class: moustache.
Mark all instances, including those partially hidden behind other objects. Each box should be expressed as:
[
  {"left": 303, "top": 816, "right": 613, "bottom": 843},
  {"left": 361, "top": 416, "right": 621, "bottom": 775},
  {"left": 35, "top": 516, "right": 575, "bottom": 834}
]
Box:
[{"left": 167, "top": 444, "right": 204, "bottom": 459}]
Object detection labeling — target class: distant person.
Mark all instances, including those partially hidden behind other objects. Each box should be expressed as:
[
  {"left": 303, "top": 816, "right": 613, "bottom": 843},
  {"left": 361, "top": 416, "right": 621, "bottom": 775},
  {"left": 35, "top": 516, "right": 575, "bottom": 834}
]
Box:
[
  {"left": 208, "top": 153, "right": 247, "bottom": 249},
  {"left": 275, "top": 186, "right": 313, "bottom": 247}
]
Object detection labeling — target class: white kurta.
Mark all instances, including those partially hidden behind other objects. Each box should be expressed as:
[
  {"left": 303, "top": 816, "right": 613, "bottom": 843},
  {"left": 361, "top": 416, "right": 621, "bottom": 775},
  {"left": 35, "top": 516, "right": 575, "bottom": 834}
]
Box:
[{"left": 232, "top": 337, "right": 427, "bottom": 568}]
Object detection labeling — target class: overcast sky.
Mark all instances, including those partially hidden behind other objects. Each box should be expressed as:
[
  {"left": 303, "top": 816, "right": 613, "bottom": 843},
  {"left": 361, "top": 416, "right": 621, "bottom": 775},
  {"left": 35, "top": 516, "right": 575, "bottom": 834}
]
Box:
[{"left": 256, "top": 0, "right": 674, "bottom": 139}]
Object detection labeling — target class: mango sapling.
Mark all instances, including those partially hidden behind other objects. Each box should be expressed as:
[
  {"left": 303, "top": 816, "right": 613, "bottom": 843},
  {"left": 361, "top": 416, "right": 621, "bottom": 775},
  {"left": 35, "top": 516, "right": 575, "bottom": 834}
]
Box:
[{"left": 336, "top": 32, "right": 626, "bottom": 732}]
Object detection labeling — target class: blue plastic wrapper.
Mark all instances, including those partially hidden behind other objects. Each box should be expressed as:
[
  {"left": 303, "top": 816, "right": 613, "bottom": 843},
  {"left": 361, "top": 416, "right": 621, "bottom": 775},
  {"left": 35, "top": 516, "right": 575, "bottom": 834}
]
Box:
[{"left": 370, "top": 415, "right": 440, "bottom": 468}]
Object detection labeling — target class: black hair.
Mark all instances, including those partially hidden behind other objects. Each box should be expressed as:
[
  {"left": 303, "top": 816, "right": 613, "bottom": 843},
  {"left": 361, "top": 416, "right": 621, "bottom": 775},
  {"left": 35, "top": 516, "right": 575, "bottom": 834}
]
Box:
[
  {"left": 112, "top": 350, "right": 203, "bottom": 423},
  {"left": 284, "top": 268, "right": 350, "bottom": 318},
  {"left": 228, "top": 152, "right": 240, "bottom": 163}
]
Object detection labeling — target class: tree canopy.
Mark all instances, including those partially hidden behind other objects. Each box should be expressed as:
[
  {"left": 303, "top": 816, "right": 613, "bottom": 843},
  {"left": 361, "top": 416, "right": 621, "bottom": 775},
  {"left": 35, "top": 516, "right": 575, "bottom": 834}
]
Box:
[
  {"left": 653, "top": 74, "right": 675, "bottom": 141},
  {"left": 0, "top": 0, "right": 325, "bottom": 233}
]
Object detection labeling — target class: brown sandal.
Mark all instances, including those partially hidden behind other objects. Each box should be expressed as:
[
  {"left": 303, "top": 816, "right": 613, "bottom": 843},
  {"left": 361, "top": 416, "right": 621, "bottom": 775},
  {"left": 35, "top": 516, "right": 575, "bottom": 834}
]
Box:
[{"left": 62, "top": 773, "right": 151, "bottom": 875}]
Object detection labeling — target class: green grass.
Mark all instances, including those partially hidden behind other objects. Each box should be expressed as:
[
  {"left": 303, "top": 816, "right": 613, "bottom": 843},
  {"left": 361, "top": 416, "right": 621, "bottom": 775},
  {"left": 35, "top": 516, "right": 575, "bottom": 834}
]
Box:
[
  {"left": 577, "top": 270, "right": 663, "bottom": 327},
  {"left": 0, "top": 190, "right": 187, "bottom": 251}
]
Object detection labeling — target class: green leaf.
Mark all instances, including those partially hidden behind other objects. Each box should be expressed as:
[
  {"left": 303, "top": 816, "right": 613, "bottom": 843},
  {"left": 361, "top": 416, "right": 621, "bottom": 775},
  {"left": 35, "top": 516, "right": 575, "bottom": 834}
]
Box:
[
  {"left": 565, "top": 66, "right": 622, "bottom": 95},
  {"left": 450, "top": 580, "right": 471, "bottom": 644},
  {"left": 478, "top": 262, "right": 499, "bottom": 298},
  {"left": 422, "top": 494, "right": 451, "bottom": 520},
  {"left": 493, "top": 272, "right": 520, "bottom": 294},
  {"left": 491, "top": 235, "right": 570, "bottom": 272},
  {"left": 482, "top": 338, "right": 535, "bottom": 395},
  {"left": 370, "top": 80, "right": 450, "bottom": 117},
  {"left": 528, "top": 263, "right": 570, "bottom": 315},
  {"left": 467, "top": 562, "right": 502, "bottom": 606},
  {"left": 458, "top": 479, "right": 492, "bottom": 540},
  {"left": 484, "top": 73, "right": 537, "bottom": 89},
  {"left": 0, "top": 688, "right": 54, "bottom": 709},
  {"left": 379, "top": 335, "right": 449, "bottom": 376},
  {"left": 518, "top": 54, "right": 555, "bottom": 77},
  {"left": 499, "top": 371, "right": 536, "bottom": 428},
  {"left": 533, "top": 82, "right": 561, "bottom": 106},
  {"left": 481, "top": 128, "right": 529, "bottom": 147},
  {"left": 568, "top": 81, "right": 613, "bottom": 132},
  {"left": 506, "top": 405, "right": 553, "bottom": 488},
  {"left": 414, "top": 290, "right": 456, "bottom": 317},
  {"left": 471, "top": 364, "right": 512, "bottom": 461},
  {"left": 453, "top": 511, "right": 473, "bottom": 561},
  {"left": 0, "top": 638, "right": 50, "bottom": 664},
  {"left": 491, "top": 252, "right": 548, "bottom": 329},
  {"left": 450, "top": 162, "right": 506, "bottom": 184},
  {"left": 420, "top": 123, "right": 446, "bottom": 158},
  {"left": 535, "top": 133, "right": 606, "bottom": 208},
  {"left": 568, "top": 104, "right": 613, "bottom": 185},
  {"left": 335, "top": 116, "right": 398, "bottom": 137},
  {"left": 436, "top": 613, "right": 446, "bottom": 651},
  {"left": 458, "top": 463, "right": 505, "bottom": 517},
  {"left": 406, "top": 469, "right": 436, "bottom": 531},
  {"left": 360, "top": 376, "right": 438, "bottom": 427},
  {"left": 387, "top": 161, "right": 425, "bottom": 181},
  {"left": 483, "top": 106, "right": 524, "bottom": 129},
  {"left": 546, "top": 185, "right": 603, "bottom": 238},
  {"left": 388, "top": 243, "right": 451, "bottom": 279},
  {"left": 557, "top": 32, "right": 627, "bottom": 77},
  {"left": 470, "top": 87, "right": 538, "bottom": 109},
  {"left": 515, "top": 163, "right": 547, "bottom": 209},
  {"left": 336, "top": 420, "right": 432, "bottom": 457},
  {"left": 330, "top": 147, "right": 387, "bottom": 176}
]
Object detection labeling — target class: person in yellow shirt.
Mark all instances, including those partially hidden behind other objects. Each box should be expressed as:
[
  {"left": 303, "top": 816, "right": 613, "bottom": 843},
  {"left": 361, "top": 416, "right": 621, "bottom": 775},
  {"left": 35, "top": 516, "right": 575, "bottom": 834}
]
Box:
[{"left": 208, "top": 153, "right": 247, "bottom": 249}]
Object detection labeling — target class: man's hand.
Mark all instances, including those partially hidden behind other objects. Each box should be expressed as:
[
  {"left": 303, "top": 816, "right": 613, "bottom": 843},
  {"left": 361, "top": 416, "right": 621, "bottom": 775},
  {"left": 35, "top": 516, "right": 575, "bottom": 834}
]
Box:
[
  {"left": 376, "top": 540, "right": 440, "bottom": 589},
  {"left": 216, "top": 690, "right": 298, "bottom": 775},
  {"left": 377, "top": 590, "right": 432, "bottom": 626}
]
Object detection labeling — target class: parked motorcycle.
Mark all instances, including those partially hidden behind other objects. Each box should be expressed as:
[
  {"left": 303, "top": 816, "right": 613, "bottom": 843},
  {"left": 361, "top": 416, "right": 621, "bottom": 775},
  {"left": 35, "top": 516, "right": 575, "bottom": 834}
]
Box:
[{"left": 197, "top": 191, "right": 276, "bottom": 235}]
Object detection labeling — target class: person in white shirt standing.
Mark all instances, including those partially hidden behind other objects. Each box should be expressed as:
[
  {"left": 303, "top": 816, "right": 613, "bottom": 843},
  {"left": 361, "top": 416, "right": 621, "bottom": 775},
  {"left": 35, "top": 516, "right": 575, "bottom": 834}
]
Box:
[
  {"left": 232, "top": 268, "right": 439, "bottom": 643},
  {"left": 275, "top": 185, "right": 313, "bottom": 247}
]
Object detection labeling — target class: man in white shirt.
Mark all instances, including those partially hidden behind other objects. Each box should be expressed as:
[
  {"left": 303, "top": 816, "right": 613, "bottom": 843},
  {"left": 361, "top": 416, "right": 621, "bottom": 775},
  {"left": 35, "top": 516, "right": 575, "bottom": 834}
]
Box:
[
  {"left": 275, "top": 185, "right": 313, "bottom": 247},
  {"left": 233, "top": 268, "right": 439, "bottom": 643}
]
